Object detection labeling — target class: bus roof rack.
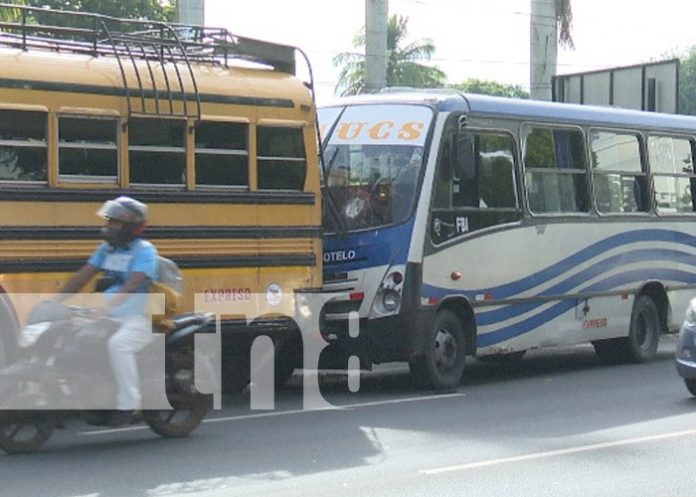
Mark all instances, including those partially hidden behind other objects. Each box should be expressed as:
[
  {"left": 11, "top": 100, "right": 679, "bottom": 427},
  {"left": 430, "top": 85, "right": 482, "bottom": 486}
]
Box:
[{"left": 0, "top": 3, "right": 299, "bottom": 121}]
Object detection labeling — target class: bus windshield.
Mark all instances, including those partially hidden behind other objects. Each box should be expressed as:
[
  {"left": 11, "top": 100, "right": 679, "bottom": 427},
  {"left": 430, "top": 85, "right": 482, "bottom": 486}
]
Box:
[{"left": 320, "top": 104, "right": 433, "bottom": 231}]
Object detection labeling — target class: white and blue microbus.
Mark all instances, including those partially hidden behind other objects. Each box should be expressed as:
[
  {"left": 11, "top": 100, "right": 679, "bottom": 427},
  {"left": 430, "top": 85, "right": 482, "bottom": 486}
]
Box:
[{"left": 319, "top": 90, "right": 696, "bottom": 389}]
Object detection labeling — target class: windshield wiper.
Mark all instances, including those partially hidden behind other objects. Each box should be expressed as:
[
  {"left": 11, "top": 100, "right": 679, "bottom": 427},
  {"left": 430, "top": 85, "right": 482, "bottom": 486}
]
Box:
[
  {"left": 320, "top": 146, "right": 348, "bottom": 235},
  {"left": 317, "top": 107, "right": 348, "bottom": 235}
]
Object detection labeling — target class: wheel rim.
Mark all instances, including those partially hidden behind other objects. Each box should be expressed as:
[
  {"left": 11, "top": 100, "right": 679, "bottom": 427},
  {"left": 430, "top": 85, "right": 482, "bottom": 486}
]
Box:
[{"left": 433, "top": 328, "right": 458, "bottom": 372}]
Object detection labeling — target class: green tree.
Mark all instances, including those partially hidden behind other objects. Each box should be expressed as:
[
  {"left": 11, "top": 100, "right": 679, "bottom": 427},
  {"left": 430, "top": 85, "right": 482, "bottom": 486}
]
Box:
[
  {"left": 0, "top": 1, "right": 26, "bottom": 22},
  {"left": 333, "top": 14, "right": 446, "bottom": 96},
  {"left": 555, "top": 0, "right": 574, "bottom": 49},
  {"left": 449, "top": 79, "right": 529, "bottom": 99},
  {"left": 680, "top": 46, "right": 696, "bottom": 115},
  {"left": 24, "top": 0, "right": 175, "bottom": 26}
]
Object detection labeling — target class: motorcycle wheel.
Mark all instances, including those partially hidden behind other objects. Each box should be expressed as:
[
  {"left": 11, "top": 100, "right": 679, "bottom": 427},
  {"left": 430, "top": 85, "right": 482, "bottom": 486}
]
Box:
[
  {"left": 143, "top": 345, "right": 212, "bottom": 438},
  {"left": 142, "top": 405, "right": 207, "bottom": 438},
  {"left": 0, "top": 414, "right": 54, "bottom": 454}
]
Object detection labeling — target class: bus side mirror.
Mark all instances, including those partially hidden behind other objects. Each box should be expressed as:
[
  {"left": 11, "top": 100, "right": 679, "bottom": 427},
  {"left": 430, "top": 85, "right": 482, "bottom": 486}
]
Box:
[{"left": 456, "top": 134, "right": 476, "bottom": 181}]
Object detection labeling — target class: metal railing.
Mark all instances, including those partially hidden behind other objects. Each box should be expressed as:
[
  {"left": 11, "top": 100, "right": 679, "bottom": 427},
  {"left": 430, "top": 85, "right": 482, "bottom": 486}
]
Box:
[{"left": 0, "top": 3, "right": 301, "bottom": 121}]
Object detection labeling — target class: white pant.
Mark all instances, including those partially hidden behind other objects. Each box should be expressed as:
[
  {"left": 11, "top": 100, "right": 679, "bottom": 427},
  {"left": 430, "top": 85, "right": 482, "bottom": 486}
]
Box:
[{"left": 107, "top": 315, "right": 154, "bottom": 410}]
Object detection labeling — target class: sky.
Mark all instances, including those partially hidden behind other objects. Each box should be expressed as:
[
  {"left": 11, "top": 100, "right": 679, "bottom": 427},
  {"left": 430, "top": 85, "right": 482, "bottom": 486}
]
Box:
[{"left": 205, "top": 0, "right": 696, "bottom": 105}]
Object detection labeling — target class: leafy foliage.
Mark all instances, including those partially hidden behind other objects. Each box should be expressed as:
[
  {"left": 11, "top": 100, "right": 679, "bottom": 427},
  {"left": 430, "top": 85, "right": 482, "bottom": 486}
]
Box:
[
  {"left": 679, "top": 46, "right": 696, "bottom": 115},
  {"left": 448, "top": 79, "right": 529, "bottom": 99},
  {"left": 23, "top": 0, "right": 175, "bottom": 26},
  {"left": 333, "top": 14, "right": 446, "bottom": 96},
  {"left": 0, "top": 0, "right": 26, "bottom": 22},
  {"left": 555, "top": 0, "right": 574, "bottom": 49}
]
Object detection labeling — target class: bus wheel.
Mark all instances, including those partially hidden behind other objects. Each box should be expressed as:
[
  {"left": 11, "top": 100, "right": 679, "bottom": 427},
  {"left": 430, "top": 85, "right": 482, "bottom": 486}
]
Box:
[
  {"left": 625, "top": 295, "right": 660, "bottom": 362},
  {"left": 593, "top": 295, "right": 660, "bottom": 364},
  {"left": 409, "top": 310, "right": 465, "bottom": 391}
]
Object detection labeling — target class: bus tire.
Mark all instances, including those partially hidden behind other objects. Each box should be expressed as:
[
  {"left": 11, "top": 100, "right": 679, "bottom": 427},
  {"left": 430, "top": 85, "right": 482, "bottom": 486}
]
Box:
[
  {"left": 625, "top": 295, "right": 661, "bottom": 362},
  {"left": 409, "top": 309, "right": 465, "bottom": 391},
  {"left": 593, "top": 295, "right": 660, "bottom": 364}
]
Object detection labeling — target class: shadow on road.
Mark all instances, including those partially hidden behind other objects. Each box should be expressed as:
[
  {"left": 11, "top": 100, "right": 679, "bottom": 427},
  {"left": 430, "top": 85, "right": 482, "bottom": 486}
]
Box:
[{"left": 1, "top": 335, "right": 691, "bottom": 497}]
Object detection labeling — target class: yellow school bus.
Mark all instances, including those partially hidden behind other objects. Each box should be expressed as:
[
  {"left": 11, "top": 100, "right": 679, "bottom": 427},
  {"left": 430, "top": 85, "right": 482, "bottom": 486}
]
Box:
[{"left": 0, "top": 4, "right": 322, "bottom": 379}]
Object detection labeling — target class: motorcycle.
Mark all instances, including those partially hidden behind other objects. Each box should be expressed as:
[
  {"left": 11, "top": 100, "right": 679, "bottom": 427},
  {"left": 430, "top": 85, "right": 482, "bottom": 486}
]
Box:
[{"left": 0, "top": 302, "right": 215, "bottom": 454}]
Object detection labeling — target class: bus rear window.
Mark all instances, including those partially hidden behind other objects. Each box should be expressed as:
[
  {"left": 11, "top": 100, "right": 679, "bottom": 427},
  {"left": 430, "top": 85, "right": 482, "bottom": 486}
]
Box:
[
  {"left": 0, "top": 109, "right": 47, "bottom": 182},
  {"left": 257, "top": 126, "right": 306, "bottom": 190}
]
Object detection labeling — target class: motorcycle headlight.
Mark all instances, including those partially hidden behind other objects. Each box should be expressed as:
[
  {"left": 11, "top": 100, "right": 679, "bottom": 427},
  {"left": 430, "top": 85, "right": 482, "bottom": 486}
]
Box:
[{"left": 19, "top": 322, "right": 52, "bottom": 348}]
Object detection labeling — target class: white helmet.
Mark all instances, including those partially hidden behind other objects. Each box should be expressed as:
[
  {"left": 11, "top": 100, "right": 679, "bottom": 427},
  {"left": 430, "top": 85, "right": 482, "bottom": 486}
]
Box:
[
  {"left": 97, "top": 196, "right": 148, "bottom": 224},
  {"left": 97, "top": 196, "right": 148, "bottom": 246}
]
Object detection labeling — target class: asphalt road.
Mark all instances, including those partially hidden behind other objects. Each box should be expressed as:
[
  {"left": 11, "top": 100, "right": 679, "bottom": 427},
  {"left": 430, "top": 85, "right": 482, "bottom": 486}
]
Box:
[{"left": 2, "top": 334, "right": 695, "bottom": 497}]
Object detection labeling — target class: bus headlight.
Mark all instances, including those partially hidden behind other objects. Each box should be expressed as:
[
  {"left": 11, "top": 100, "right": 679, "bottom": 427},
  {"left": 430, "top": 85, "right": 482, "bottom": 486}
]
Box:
[
  {"left": 382, "top": 290, "right": 401, "bottom": 312},
  {"left": 372, "top": 268, "right": 405, "bottom": 316}
]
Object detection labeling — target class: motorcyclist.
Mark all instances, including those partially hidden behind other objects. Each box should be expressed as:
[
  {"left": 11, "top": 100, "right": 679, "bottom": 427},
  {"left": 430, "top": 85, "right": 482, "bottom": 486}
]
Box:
[{"left": 54, "top": 196, "right": 158, "bottom": 425}]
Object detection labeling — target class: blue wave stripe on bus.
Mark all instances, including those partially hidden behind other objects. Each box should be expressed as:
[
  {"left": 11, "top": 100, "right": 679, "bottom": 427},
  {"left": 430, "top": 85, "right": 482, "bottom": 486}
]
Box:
[
  {"left": 477, "top": 268, "right": 696, "bottom": 347},
  {"left": 422, "top": 229, "right": 696, "bottom": 303},
  {"left": 475, "top": 248, "right": 696, "bottom": 325},
  {"left": 466, "top": 229, "right": 696, "bottom": 299}
]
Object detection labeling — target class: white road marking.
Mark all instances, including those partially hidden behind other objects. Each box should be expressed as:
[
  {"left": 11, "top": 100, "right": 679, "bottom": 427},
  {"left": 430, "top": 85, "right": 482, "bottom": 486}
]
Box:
[
  {"left": 78, "top": 392, "right": 466, "bottom": 436},
  {"left": 420, "top": 428, "right": 696, "bottom": 475}
]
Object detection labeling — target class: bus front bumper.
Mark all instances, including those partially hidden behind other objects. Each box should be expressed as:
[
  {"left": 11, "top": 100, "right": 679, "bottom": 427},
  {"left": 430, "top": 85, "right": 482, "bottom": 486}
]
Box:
[{"left": 321, "top": 309, "right": 435, "bottom": 364}]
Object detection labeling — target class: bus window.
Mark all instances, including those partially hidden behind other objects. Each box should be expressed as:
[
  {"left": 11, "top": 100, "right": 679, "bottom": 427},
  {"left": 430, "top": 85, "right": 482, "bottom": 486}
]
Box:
[
  {"left": 648, "top": 135, "right": 696, "bottom": 214},
  {"left": 323, "top": 143, "right": 424, "bottom": 230},
  {"left": 129, "top": 118, "right": 186, "bottom": 185},
  {"left": 195, "top": 121, "right": 249, "bottom": 187},
  {"left": 0, "top": 110, "right": 47, "bottom": 183},
  {"left": 523, "top": 126, "right": 588, "bottom": 214},
  {"left": 58, "top": 116, "right": 118, "bottom": 182},
  {"left": 257, "top": 126, "right": 306, "bottom": 190},
  {"left": 590, "top": 130, "right": 647, "bottom": 214},
  {"left": 431, "top": 130, "right": 520, "bottom": 244}
]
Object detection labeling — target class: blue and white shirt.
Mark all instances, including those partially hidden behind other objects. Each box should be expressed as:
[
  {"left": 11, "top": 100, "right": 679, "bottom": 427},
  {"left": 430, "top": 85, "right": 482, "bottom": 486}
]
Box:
[{"left": 88, "top": 239, "right": 158, "bottom": 317}]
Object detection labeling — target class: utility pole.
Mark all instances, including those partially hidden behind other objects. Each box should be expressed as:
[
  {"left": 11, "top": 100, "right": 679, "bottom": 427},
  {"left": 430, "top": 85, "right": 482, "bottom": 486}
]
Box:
[
  {"left": 365, "top": 0, "right": 388, "bottom": 93},
  {"left": 530, "top": 0, "right": 557, "bottom": 100},
  {"left": 177, "top": 0, "right": 205, "bottom": 25}
]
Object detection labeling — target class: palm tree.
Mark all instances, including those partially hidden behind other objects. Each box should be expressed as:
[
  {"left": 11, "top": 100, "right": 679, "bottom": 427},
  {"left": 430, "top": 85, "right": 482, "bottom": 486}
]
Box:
[
  {"left": 333, "top": 14, "right": 446, "bottom": 96},
  {"left": 556, "top": 0, "right": 574, "bottom": 49},
  {"left": 530, "top": 0, "right": 573, "bottom": 99}
]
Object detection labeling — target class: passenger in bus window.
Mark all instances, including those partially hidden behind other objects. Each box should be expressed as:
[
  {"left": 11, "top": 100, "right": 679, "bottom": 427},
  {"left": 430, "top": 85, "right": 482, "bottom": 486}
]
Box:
[{"left": 52, "top": 196, "right": 158, "bottom": 426}]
